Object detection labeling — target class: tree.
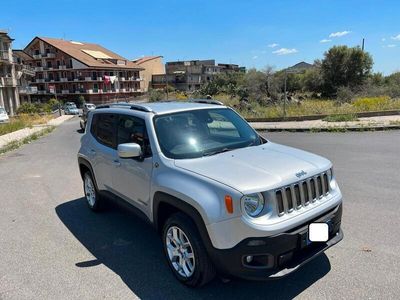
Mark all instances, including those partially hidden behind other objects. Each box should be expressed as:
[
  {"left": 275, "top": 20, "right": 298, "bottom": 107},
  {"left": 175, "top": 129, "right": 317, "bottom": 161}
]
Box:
[{"left": 321, "top": 45, "right": 373, "bottom": 96}]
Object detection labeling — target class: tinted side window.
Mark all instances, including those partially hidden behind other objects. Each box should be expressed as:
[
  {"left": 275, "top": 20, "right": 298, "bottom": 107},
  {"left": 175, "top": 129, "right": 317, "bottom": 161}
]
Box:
[
  {"left": 117, "top": 115, "right": 152, "bottom": 157},
  {"left": 91, "top": 113, "right": 117, "bottom": 148}
]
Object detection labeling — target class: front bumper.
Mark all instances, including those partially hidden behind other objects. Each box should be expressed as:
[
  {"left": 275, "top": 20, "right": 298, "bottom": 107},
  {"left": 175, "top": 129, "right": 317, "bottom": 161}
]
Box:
[{"left": 207, "top": 203, "right": 342, "bottom": 280}]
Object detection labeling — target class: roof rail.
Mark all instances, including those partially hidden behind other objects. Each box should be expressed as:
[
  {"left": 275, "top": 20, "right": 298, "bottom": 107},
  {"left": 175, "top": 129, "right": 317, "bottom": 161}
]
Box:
[
  {"left": 95, "top": 102, "right": 153, "bottom": 113},
  {"left": 189, "top": 99, "right": 223, "bottom": 105}
]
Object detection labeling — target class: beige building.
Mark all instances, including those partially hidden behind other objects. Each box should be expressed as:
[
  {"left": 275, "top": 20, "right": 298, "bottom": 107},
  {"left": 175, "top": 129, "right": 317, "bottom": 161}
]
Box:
[
  {"left": 0, "top": 31, "right": 19, "bottom": 115},
  {"left": 132, "top": 56, "right": 164, "bottom": 92}
]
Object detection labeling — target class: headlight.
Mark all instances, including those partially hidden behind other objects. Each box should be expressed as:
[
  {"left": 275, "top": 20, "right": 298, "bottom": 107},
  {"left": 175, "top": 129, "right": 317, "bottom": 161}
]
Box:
[{"left": 242, "top": 193, "right": 265, "bottom": 217}]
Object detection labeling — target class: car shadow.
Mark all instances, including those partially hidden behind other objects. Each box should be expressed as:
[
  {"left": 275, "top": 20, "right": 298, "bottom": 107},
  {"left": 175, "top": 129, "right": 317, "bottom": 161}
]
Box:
[{"left": 55, "top": 198, "right": 331, "bottom": 300}]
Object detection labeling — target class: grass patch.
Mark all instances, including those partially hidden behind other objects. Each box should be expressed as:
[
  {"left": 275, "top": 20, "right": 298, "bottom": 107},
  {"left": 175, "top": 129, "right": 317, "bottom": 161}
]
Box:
[
  {"left": 0, "top": 126, "right": 55, "bottom": 155},
  {"left": 323, "top": 114, "right": 358, "bottom": 122},
  {"left": 185, "top": 94, "right": 400, "bottom": 119},
  {"left": 389, "top": 120, "right": 400, "bottom": 126},
  {"left": 0, "top": 114, "right": 54, "bottom": 136}
]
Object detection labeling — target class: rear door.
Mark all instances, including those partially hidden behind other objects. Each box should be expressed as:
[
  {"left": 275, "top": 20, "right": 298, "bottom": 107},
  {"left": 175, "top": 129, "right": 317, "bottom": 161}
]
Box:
[
  {"left": 111, "top": 114, "right": 153, "bottom": 212},
  {"left": 89, "top": 113, "right": 119, "bottom": 191}
]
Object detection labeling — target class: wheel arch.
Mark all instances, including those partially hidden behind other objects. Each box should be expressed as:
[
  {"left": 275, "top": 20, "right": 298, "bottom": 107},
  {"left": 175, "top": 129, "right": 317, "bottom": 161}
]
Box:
[
  {"left": 78, "top": 157, "right": 99, "bottom": 190},
  {"left": 153, "top": 191, "right": 214, "bottom": 252}
]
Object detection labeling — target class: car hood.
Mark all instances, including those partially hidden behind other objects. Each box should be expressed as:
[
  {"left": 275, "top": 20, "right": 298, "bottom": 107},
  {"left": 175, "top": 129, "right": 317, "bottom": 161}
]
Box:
[{"left": 174, "top": 142, "right": 332, "bottom": 194}]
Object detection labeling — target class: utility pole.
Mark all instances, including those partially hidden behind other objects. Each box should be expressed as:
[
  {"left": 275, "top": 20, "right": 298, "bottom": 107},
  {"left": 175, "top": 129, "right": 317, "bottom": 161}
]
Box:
[
  {"left": 362, "top": 38, "right": 365, "bottom": 51},
  {"left": 283, "top": 69, "right": 287, "bottom": 119},
  {"left": 165, "top": 74, "right": 168, "bottom": 100}
]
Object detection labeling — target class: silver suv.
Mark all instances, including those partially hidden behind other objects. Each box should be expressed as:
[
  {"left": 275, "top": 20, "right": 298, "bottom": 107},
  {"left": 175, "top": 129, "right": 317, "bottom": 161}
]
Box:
[{"left": 77, "top": 100, "right": 343, "bottom": 287}]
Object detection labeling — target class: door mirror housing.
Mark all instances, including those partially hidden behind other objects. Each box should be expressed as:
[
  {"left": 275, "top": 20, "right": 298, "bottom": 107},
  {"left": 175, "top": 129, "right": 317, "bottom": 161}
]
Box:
[{"left": 118, "top": 143, "right": 142, "bottom": 158}]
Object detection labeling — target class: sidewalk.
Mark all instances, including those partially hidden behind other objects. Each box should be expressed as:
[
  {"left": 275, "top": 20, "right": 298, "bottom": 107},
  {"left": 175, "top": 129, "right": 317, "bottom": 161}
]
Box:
[
  {"left": 0, "top": 115, "right": 74, "bottom": 149},
  {"left": 250, "top": 115, "right": 400, "bottom": 131}
]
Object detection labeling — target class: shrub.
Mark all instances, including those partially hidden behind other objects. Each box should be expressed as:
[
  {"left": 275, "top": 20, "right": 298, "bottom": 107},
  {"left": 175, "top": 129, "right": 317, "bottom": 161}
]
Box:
[
  {"left": 336, "top": 86, "right": 354, "bottom": 103},
  {"left": 148, "top": 89, "right": 165, "bottom": 102},
  {"left": 17, "top": 103, "right": 37, "bottom": 114}
]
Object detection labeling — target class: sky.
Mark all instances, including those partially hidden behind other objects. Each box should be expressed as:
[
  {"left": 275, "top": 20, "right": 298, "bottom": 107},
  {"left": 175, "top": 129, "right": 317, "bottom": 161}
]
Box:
[{"left": 1, "top": 0, "right": 400, "bottom": 74}]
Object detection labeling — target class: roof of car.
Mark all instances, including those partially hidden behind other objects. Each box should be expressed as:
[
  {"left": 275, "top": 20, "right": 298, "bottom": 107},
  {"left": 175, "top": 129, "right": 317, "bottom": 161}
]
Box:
[{"left": 95, "top": 100, "right": 226, "bottom": 115}]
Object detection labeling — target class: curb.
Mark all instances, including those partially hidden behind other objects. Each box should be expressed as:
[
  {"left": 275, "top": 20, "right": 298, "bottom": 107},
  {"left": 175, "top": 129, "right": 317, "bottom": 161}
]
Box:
[
  {"left": 246, "top": 110, "right": 400, "bottom": 123},
  {"left": 253, "top": 125, "right": 400, "bottom": 132},
  {"left": 0, "top": 115, "right": 75, "bottom": 150}
]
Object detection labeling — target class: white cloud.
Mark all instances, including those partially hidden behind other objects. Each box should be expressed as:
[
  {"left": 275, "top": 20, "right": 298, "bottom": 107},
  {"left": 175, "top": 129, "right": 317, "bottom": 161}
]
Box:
[
  {"left": 268, "top": 43, "right": 279, "bottom": 48},
  {"left": 391, "top": 34, "right": 400, "bottom": 41},
  {"left": 382, "top": 38, "right": 386, "bottom": 42},
  {"left": 329, "top": 31, "right": 351, "bottom": 38},
  {"left": 252, "top": 55, "right": 258, "bottom": 59},
  {"left": 387, "top": 44, "right": 396, "bottom": 48},
  {"left": 272, "top": 48, "right": 298, "bottom": 55},
  {"left": 320, "top": 39, "right": 332, "bottom": 43}
]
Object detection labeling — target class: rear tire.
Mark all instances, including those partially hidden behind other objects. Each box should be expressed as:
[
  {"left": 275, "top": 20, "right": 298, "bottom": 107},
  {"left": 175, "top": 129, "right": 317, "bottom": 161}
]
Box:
[
  {"left": 162, "top": 213, "right": 216, "bottom": 287},
  {"left": 83, "top": 171, "right": 101, "bottom": 211}
]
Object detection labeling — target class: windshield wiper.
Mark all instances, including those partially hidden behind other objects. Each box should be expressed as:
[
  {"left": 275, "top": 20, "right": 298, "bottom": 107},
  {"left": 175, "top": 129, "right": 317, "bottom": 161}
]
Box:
[{"left": 202, "top": 147, "right": 233, "bottom": 157}]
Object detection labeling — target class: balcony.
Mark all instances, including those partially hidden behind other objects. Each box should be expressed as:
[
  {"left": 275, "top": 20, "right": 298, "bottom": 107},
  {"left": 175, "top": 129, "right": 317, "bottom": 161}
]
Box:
[
  {"left": 85, "top": 77, "right": 92, "bottom": 81},
  {"left": 33, "top": 54, "right": 42, "bottom": 59},
  {"left": 58, "top": 65, "right": 67, "bottom": 70},
  {"left": 36, "top": 78, "right": 45, "bottom": 83},
  {"left": 19, "top": 86, "right": 38, "bottom": 94},
  {"left": 120, "top": 77, "right": 126, "bottom": 81},
  {"left": 37, "top": 90, "right": 47, "bottom": 94},
  {"left": 44, "top": 53, "right": 56, "bottom": 58},
  {"left": 1, "top": 50, "right": 10, "bottom": 62},
  {"left": 61, "top": 90, "right": 70, "bottom": 94},
  {"left": 97, "top": 77, "right": 103, "bottom": 81},
  {"left": 21, "top": 65, "right": 36, "bottom": 76},
  {"left": 86, "top": 89, "right": 93, "bottom": 94},
  {"left": 60, "top": 78, "right": 68, "bottom": 82},
  {"left": 35, "top": 66, "right": 43, "bottom": 72}
]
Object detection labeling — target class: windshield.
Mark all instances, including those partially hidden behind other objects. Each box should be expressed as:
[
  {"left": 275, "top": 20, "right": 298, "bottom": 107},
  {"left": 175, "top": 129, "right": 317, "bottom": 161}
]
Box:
[
  {"left": 86, "top": 104, "right": 95, "bottom": 109},
  {"left": 0, "top": 108, "right": 5, "bottom": 114},
  {"left": 154, "top": 108, "right": 262, "bottom": 159}
]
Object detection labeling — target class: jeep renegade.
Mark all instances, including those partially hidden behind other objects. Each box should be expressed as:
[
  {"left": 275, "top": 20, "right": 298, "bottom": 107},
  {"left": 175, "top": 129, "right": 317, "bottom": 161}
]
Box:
[{"left": 77, "top": 100, "right": 343, "bottom": 287}]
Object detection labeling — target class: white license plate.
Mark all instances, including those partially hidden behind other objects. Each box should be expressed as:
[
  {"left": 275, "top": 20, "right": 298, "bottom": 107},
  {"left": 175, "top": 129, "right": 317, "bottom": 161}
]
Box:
[{"left": 308, "top": 223, "right": 329, "bottom": 242}]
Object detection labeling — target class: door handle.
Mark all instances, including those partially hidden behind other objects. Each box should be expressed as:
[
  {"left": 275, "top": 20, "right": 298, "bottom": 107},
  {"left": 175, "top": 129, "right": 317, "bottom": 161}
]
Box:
[{"left": 112, "top": 160, "right": 121, "bottom": 167}]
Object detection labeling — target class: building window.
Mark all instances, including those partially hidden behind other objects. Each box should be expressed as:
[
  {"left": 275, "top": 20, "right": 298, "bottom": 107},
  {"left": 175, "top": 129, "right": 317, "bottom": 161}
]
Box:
[
  {"left": 47, "top": 61, "right": 52, "bottom": 68},
  {"left": 36, "top": 62, "right": 41, "bottom": 67}
]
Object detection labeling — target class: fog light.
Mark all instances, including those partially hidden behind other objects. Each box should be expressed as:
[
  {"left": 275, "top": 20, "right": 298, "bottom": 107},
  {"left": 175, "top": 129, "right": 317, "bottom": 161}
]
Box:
[{"left": 245, "top": 256, "right": 253, "bottom": 263}]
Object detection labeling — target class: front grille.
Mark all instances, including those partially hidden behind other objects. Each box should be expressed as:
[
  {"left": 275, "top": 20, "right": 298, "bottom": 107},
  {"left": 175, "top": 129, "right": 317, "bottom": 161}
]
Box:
[{"left": 275, "top": 171, "right": 331, "bottom": 216}]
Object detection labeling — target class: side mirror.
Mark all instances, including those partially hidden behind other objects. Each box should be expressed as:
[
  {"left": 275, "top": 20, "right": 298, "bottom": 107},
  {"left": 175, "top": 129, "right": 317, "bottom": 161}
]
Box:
[{"left": 118, "top": 143, "right": 142, "bottom": 158}]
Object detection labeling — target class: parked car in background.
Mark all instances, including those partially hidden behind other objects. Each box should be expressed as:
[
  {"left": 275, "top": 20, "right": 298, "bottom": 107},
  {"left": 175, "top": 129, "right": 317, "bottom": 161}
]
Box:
[
  {"left": 77, "top": 100, "right": 343, "bottom": 287},
  {"left": 0, "top": 107, "right": 9, "bottom": 123},
  {"left": 64, "top": 103, "right": 79, "bottom": 115},
  {"left": 80, "top": 103, "right": 96, "bottom": 130}
]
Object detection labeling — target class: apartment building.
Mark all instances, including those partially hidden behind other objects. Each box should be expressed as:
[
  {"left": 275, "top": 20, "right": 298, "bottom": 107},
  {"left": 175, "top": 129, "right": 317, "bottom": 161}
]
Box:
[
  {"left": 0, "top": 31, "right": 19, "bottom": 115},
  {"left": 13, "top": 50, "right": 36, "bottom": 103},
  {"left": 132, "top": 56, "right": 164, "bottom": 92},
  {"left": 152, "top": 59, "right": 245, "bottom": 91},
  {"left": 24, "top": 37, "right": 144, "bottom": 104}
]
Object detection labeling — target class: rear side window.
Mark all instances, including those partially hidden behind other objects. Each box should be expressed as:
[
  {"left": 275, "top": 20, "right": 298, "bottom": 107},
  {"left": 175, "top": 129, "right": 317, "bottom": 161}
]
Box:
[{"left": 90, "top": 113, "right": 117, "bottom": 148}]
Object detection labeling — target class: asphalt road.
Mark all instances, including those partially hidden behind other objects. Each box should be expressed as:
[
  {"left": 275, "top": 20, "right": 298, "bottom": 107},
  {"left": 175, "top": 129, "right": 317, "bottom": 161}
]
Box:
[{"left": 0, "top": 117, "right": 399, "bottom": 299}]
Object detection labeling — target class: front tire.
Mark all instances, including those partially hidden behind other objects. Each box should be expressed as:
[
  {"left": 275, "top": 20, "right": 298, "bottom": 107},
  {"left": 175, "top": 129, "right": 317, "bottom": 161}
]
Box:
[
  {"left": 83, "top": 171, "right": 101, "bottom": 211},
  {"left": 162, "top": 213, "right": 216, "bottom": 287}
]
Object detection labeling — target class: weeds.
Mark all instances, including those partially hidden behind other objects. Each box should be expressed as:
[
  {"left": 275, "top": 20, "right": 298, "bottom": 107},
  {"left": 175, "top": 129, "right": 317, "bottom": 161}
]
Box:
[
  {"left": 323, "top": 114, "right": 358, "bottom": 122},
  {"left": 0, "top": 114, "right": 53, "bottom": 136}
]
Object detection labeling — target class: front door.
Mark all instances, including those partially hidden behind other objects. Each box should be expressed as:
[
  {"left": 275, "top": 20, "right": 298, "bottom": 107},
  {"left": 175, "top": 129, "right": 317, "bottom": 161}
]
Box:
[{"left": 112, "top": 114, "right": 153, "bottom": 213}]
